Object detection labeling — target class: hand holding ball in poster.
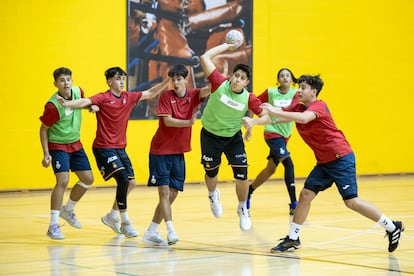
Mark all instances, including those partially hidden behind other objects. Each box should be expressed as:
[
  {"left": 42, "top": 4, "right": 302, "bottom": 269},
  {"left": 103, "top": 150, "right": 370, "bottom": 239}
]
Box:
[{"left": 225, "top": 30, "right": 244, "bottom": 49}]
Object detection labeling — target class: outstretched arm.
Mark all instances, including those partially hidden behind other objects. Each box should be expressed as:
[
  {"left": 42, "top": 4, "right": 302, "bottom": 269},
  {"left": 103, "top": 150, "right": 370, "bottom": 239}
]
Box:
[
  {"left": 261, "top": 103, "right": 317, "bottom": 124},
  {"left": 140, "top": 77, "right": 170, "bottom": 101},
  {"left": 200, "top": 43, "right": 238, "bottom": 78},
  {"left": 59, "top": 97, "right": 92, "bottom": 109}
]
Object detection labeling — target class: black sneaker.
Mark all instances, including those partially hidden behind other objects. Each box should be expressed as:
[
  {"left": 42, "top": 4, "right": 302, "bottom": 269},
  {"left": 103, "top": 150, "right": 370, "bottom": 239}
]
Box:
[
  {"left": 270, "top": 236, "right": 301, "bottom": 252},
  {"left": 386, "top": 221, "right": 404, "bottom": 252}
]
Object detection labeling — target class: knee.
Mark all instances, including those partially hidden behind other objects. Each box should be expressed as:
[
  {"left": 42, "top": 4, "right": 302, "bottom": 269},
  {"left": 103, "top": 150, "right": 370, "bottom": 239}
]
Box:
[
  {"left": 233, "top": 166, "right": 247, "bottom": 180},
  {"left": 299, "top": 188, "right": 315, "bottom": 202},
  {"left": 205, "top": 167, "right": 219, "bottom": 178},
  {"left": 344, "top": 197, "right": 358, "bottom": 210}
]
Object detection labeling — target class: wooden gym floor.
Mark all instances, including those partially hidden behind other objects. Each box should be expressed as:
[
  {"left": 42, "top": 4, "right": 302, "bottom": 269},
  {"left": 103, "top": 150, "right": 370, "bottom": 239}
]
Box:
[{"left": 0, "top": 175, "right": 413, "bottom": 275}]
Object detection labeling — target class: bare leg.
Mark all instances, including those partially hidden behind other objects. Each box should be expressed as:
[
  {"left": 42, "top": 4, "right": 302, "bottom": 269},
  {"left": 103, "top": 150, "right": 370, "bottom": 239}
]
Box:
[
  {"left": 292, "top": 188, "right": 316, "bottom": 225},
  {"left": 205, "top": 174, "right": 218, "bottom": 193},
  {"left": 344, "top": 197, "right": 382, "bottom": 222},
  {"left": 250, "top": 159, "right": 277, "bottom": 190}
]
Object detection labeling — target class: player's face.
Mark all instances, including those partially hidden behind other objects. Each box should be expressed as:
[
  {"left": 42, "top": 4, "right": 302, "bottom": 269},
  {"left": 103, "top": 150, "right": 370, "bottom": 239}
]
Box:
[
  {"left": 170, "top": 75, "right": 187, "bottom": 96},
  {"left": 297, "top": 82, "right": 315, "bottom": 105},
  {"left": 278, "top": 70, "right": 292, "bottom": 89},
  {"left": 54, "top": 74, "right": 73, "bottom": 95},
  {"left": 108, "top": 73, "right": 125, "bottom": 93},
  {"left": 229, "top": 70, "right": 249, "bottom": 92}
]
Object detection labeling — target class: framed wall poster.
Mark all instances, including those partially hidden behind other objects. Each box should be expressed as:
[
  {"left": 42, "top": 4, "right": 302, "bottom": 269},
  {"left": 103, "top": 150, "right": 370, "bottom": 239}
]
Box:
[{"left": 127, "top": 0, "right": 253, "bottom": 119}]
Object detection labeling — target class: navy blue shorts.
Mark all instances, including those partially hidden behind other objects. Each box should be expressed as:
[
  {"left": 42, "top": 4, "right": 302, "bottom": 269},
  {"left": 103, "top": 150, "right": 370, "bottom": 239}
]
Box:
[
  {"left": 148, "top": 154, "right": 185, "bottom": 191},
  {"left": 304, "top": 152, "right": 358, "bottom": 200},
  {"left": 265, "top": 137, "right": 290, "bottom": 163},
  {"left": 49, "top": 149, "right": 92, "bottom": 174},
  {"left": 200, "top": 128, "right": 247, "bottom": 169},
  {"left": 93, "top": 148, "right": 135, "bottom": 181}
]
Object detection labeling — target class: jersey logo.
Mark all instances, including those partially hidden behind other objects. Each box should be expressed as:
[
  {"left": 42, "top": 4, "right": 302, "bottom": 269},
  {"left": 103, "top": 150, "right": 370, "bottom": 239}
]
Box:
[
  {"left": 219, "top": 94, "right": 245, "bottom": 111},
  {"left": 273, "top": 99, "right": 292, "bottom": 107}
]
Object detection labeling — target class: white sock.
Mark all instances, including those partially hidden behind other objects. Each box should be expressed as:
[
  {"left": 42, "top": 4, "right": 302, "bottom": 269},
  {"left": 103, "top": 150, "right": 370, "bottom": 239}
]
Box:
[
  {"left": 148, "top": 222, "right": 160, "bottom": 232},
  {"left": 238, "top": 201, "right": 247, "bottom": 209},
  {"left": 120, "top": 211, "right": 129, "bottom": 223},
  {"left": 377, "top": 214, "right": 395, "bottom": 232},
  {"left": 64, "top": 199, "right": 77, "bottom": 212},
  {"left": 288, "top": 222, "right": 301, "bottom": 240},
  {"left": 209, "top": 190, "right": 217, "bottom": 198},
  {"left": 109, "top": 209, "right": 119, "bottom": 219},
  {"left": 50, "top": 210, "right": 60, "bottom": 225},
  {"left": 166, "top": 220, "right": 175, "bottom": 233}
]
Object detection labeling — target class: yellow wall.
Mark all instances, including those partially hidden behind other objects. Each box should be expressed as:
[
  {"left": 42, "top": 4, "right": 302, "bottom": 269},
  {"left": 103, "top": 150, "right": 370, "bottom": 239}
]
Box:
[{"left": 1, "top": 1, "right": 413, "bottom": 190}]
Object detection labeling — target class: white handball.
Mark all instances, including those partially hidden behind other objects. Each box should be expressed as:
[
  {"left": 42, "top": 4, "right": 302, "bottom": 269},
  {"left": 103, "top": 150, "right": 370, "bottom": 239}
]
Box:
[{"left": 225, "top": 30, "right": 244, "bottom": 48}]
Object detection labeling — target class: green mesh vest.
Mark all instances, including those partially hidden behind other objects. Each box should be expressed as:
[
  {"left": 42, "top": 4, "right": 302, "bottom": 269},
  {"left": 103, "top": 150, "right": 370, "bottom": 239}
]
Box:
[
  {"left": 47, "top": 86, "right": 82, "bottom": 144},
  {"left": 264, "top": 87, "right": 297, "bottom": 138},
  {"left": 201, "top": 81, "right": 249, "bottom": 137}
]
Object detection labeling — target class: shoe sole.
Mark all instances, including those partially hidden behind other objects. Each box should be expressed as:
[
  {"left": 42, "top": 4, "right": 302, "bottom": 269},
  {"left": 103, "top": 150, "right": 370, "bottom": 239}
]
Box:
[
  {"left": 142, "top": 238, "right": 167, "bottom": 246},
  {"left": 47, "top": 233, "right": 64, "bottom": 240},
  {"left": 101, "top": 217, "right": 122, "bottom": 234},
  {"left": 167, "top": 238, "right": 179, "bottom": 245},
  {"left": 270, "top": 244, "right": 301, "bottom": 253}
]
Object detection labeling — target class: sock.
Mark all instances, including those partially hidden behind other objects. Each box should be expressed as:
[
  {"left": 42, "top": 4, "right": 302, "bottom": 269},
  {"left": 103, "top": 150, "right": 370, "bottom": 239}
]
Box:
[
  {"left": 109, "top": 209, "right": 119, "bottom": 219},
  {"left": 120, "top": 211, "right": 129, "bottom": 223},
  {"left": 64, "top": 199, "right": 77, "bottom": 212},
  {"left": 209, "top": 190, "right": 217, "bottom": 198},
  {"left": 377, "top": 214, "right": 395, "bottom": 232},
  {"left": 288, "top": 222, "right": 301, "bottom": 240},
  {"left": 238, "top": 201, "right": 247, "bottom": 209},
  {"left": 166, "top": 220, "right": 175, "bottom": 233},
  {"left": 148, "top": 222, "right": 160, "bottom": 232},
  {"left": 50, "top": 210, "right": 60, "bottom": 225}
]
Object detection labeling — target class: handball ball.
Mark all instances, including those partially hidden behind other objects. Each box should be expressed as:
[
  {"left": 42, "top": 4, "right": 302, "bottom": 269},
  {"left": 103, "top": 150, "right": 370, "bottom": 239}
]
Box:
[{"left": 225, "top": 30, "right": 244, "bottom": 48}]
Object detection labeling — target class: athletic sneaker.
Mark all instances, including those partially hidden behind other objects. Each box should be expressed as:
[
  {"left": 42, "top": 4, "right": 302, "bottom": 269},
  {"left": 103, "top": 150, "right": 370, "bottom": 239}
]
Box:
[
  {"left": 237, "top": 207, "right": 251, "bottom": 231},
  {"left": 270, "top": 236, "right": 301, "bottom": 252},
  {"left": 47, "top": 224, "right": 64, "bottom": 240},
  {"left": 101, "top": 214, "right": 121, "bottom": 234},
  {"left": 289, "top": 201, "right": 297, "bottom": 216},
  {"left": 209, "top": 189, "right": 223, "bottom": 217},
  {"left": 121, "top": 221, "right": 138, "bottom": 238},
  {"left": 60, "top": 206, "right": 82, "bottom": 229},
  {"left": 142, "top": 230, "right": 167, "bottom": 246},
  {"left": 167, "top": 231, "right": 180, "bottom": 245},
  {"left": 386, "top": 221, "right": 405, "bottom": 252}
]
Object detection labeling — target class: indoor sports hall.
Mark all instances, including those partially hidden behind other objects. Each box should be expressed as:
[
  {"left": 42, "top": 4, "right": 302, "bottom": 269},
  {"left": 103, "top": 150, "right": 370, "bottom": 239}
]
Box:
[{"left": 1, "top": 0, "right": 413, "bottom": 275}]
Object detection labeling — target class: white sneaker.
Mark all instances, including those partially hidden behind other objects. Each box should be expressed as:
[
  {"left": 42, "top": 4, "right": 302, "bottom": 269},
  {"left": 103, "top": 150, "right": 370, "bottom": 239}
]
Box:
[
  {"left": 121, "top": 221, "right": 138, "bottom": 238},
  {"left": 237, "top": 207, "right": 251, "bottom": 231},
  {"left": 101, "top": 214, "right": 121, "bottom": 234},
  {"left": 167, "top": 231, "right": 179, "bottom": 245},
  {"left": 47, "top": 224, "right": 64, "bottom": 240},
  {"left": 209, "top": 189, "right": 223, "bottom": 218},
  {"left": 142, "top": 230, "right": 167, "bottom": 246},
  {"left": 60, "top": 206, "right": 82, "bottom": 229}
]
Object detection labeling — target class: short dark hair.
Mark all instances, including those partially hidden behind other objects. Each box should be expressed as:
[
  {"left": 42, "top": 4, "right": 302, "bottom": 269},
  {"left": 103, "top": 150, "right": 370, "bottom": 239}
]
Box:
[
  {"left": 53, "top": 67, "right": 72, "bottom": 80},
  {"left": 297, "top": 74, "right": 324, "bottom": 96},
  {"left": 168, "top": 64, "right": 188, "bottom": 78},
  {"left": 233, "top": 64, "right": 251, "bottom": 80},
  {"left": 105, "top": 67, "right": 126, "bottom": 80}
]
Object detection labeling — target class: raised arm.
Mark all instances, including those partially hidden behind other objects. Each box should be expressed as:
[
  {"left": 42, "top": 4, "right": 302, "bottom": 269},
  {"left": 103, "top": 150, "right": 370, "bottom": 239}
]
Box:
[
  {"left": 140, "top": 77, "right": 170, "bottom": 101},
  {"left": 200, "top": 43, "right": 237, "bottom": 77}
]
